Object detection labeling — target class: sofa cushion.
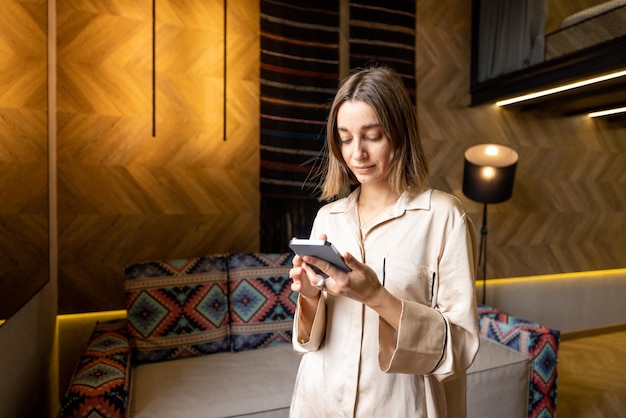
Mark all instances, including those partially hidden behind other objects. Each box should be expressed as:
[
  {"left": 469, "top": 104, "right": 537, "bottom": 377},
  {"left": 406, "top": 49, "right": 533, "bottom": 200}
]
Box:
[
  {"left": 59, "top": 319, "right": 132, "bottom": 418},
  {"left": 467, "top": 336, "right": 530, "bottom": 418},
  {"left": 128, "top": 344, "right": 302, "bottom": 418},
  {"left": 227, "top": 252, "right": 296, "bottom": 352},
  {"left": 124, "top": 255, "right": 230, "bottom": 364}
]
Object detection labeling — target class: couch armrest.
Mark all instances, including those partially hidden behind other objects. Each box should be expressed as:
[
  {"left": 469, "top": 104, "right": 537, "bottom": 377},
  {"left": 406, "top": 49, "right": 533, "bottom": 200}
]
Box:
[
  {"left": 477, "top": 304, "right": 560, "bottom": 418},
  {"left": 59, "top": 319, "right": 132, "bottom": 418}
]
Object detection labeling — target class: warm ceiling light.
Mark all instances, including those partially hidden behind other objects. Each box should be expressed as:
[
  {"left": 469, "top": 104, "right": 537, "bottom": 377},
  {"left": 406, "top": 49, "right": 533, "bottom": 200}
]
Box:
[
  {"left": 495, "top": 69, "right": 626, "bottom": 107},
  {"left": 588, "top": 106, "right": 626, "bottom": 118}
]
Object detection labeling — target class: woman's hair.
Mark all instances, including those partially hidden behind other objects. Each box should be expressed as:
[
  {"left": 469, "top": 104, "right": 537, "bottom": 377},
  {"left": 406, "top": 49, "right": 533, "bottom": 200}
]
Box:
[{"left": 318, "top": 65, "right": 429, "bottom": 201}]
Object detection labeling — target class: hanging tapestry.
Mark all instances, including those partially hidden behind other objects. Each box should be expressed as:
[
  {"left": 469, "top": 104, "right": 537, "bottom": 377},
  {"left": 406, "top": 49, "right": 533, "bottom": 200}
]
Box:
[
  {"left": 259, "top": 1, "right": 340, "bottom": 252},
  {"left": 259, "top": 1, "right": 416, "bottom": 252},
  {"left": 349, "top": 1, "right": 416, "bottom": 103}
]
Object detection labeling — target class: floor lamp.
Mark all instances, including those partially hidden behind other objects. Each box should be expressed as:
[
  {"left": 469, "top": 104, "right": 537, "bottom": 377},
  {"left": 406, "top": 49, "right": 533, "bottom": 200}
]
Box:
[{"left": 462, "top": 144, "right": 519, "bottom": 305}]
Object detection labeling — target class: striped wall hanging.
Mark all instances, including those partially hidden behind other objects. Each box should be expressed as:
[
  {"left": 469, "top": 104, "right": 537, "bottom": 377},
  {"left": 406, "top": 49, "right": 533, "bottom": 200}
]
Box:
[
  {"left": 259, "top": 0, "right": 416, "bottom": 252},
  {"left": 259, "top": 1, "right": 340, "bottom": 251},
  {"left": 349, "top": 1, "right": 416, "bottom": 103}
]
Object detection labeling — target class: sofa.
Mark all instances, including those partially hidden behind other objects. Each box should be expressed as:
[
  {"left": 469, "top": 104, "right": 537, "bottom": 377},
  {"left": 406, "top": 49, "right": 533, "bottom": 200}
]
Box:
[{"left": 58, "top": 252, "right": 560, "bottom": 418}]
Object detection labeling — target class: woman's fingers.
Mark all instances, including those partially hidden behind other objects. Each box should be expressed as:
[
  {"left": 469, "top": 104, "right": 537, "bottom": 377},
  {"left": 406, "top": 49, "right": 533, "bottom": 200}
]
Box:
[{"left": 290, "top": 265, "right": 321, "bottom": 298}]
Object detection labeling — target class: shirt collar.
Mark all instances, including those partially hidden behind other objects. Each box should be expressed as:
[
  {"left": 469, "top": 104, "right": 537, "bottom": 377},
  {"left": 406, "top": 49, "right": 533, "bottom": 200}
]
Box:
[{"left": 328, "top": 187, "right": 432, "bottom": 214}]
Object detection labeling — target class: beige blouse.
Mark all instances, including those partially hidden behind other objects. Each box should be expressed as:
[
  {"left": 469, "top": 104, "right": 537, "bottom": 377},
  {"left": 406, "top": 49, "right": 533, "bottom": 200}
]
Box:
[{"left": 290, "top": 188, "right": 480, "bottom": 418}]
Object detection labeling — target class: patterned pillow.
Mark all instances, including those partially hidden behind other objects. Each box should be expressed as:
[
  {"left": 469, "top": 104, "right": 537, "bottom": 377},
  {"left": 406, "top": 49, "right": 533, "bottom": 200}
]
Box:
[
  {"left": 478, "top": 305, "right": 560, "bottom": 418},
  {"left": 124, "top": 255, "right": 230, "bottom": 364},
  {"left": 59, "top": 319, "right": 131, "bottom": 418},
  {"left": 227, "top": 252, "right": 297, "bottom": 352}
]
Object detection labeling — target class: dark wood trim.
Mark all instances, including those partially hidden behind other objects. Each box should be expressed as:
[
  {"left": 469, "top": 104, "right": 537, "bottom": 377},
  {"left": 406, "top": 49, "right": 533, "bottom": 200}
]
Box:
[
  {"left": 223, "top": 0, "right": 227, "bottom": 141},
  {"left": 470, "top": 36, "right": 626, "bottom": 107},
  {"left": 470, "top": 0, "right": 626, "bottom": 113},
  {"left": 152, "top": 0, "right": 156, "bottom": 137},
  {"left": 469, "top": 0, "right": 482, "bottom": 95}
]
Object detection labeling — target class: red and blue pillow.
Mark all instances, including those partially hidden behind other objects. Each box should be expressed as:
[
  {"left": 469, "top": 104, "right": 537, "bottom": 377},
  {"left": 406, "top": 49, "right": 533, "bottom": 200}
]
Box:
[
  {"left": 59, "top": 319, "right": 131, "bottom": 418},
  {"left": 478, "top": 304, "right": 560, "bottom": 418},
  {"left": 124, "top": 255, "right": 231, "bottom": 364},
  {"left": 228, "top": 252, "right": 296, "bottom": 352}
]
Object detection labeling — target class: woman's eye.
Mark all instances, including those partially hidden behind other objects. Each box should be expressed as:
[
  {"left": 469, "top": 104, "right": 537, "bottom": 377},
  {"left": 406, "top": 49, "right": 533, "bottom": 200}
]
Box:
[
  {"left": 340, "top": 138, "right": 352, "bottom": 144},
  {"left": 365, "top": 136, "right": 381, "bottom": 142}
]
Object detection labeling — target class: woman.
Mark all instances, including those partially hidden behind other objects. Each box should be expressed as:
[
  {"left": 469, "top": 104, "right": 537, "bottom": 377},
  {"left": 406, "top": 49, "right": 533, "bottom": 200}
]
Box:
[{"left": 289, "top": 66, "right": 479, "bottom": 417}]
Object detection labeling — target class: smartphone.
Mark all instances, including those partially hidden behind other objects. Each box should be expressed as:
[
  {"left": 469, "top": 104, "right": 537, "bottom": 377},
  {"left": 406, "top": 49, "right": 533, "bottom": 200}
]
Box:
[{"left": 288, "top": 239, "right": 352, "bottom": 278}]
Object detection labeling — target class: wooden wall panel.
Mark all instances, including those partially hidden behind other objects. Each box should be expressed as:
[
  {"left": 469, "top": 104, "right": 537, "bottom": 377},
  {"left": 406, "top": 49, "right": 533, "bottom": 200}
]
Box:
[
  {"left": 55, "top": 0, "right": 624, "bottom": 313},
  {"left": 57, "top": 0, "right": 259, "bottom": 313},
  {"left": 545, "top": 0, "right": 607, "bottom": 33},
  {"left": 0, "top": 0, "right": 49, "bottom": 321},
  {"left": 418, "top": 0, "right": 626, "bottom": 279}
]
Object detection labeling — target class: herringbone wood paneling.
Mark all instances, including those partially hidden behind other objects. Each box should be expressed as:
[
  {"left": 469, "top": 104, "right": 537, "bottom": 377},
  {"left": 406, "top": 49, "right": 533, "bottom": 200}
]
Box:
[
  {"left": 54, "top": 0, "right": 625, "bottom": 313},
  {"left": 57, "top": 0, "right": 259, "bottom": 313},
  {"left": 0, "top": 0, "right": 49, "bottom": 321},
  {"left": 418, "top": 0, "right": 626, "bottom": 280}
]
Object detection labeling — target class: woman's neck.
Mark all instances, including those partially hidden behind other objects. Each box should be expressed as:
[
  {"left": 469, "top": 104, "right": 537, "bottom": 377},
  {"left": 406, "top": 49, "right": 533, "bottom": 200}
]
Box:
[
  {"left": 356, "top": 185, "right": 400, "bottom": 232},
  {"left": 358, "top": 185, "right": 400, "bottom": 214},
  {"left": 358, "top": 184, "right": 400, "bottom": 210}
]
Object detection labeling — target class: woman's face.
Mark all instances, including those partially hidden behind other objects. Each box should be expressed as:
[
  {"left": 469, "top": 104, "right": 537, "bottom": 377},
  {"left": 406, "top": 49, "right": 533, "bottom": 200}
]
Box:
[{"left": 337, "top": 100, "right": 392, "bottom": 187}]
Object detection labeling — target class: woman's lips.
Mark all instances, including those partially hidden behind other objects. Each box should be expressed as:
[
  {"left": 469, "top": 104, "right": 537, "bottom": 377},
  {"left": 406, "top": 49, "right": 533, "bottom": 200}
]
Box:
[{"left": 352, "top": 165, "right": 375, "bottom": 174}]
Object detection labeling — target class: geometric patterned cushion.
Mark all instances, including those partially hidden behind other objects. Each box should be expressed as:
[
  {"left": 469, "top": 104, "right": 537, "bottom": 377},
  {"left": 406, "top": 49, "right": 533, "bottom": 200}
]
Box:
[
  {"left": 478, "top": 304, "right": 560, "bottom": 418},
  {"left": 124, "top": 255, "right": 230, "bottom": 364},
  {"left": 227, "top": 252, "right": 296, "bottom": 352},
  {"left": 58, "top": 319, "right": 131, "bottom": 418}
]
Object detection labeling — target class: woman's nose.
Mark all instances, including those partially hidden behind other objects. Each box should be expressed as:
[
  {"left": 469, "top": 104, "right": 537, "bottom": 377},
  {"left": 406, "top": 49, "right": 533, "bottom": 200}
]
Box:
[{"left": 353, "top": 139, "right": 366, "bottom": 159}]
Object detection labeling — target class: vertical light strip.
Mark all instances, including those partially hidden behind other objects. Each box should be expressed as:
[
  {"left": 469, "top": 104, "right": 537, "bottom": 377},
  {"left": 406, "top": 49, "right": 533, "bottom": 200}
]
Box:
[
  {"left": 152, "top": 0, "right": 156, "bottom": 137},
  {"left": 223, "top": 0, "right": 227, "bottom": 141}
]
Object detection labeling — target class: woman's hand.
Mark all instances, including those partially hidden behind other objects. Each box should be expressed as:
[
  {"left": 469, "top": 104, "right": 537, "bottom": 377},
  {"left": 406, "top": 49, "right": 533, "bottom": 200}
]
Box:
[
  {"left": 289, "top": 236, "right": 325, "bottom": 336},
  {"left": 292, "top": 234, "right": 381, "bottom": 305},
  {"left": 303, "top": 251, "right": 384, "bottom": 306},
  {"left": 289, "top": 253, "right": 322, "bottom": 299},
  {"left": 295, "top": 234, "right": 401, "bottom": 329}
]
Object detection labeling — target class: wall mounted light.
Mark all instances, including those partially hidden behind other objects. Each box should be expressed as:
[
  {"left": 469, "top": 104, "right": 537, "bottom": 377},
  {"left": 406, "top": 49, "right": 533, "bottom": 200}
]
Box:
[
  {"left": 588, "top": 106, "right": 626, "bottom": 118},
  {"left": 495, "top": 69, "right": 626, "bottom": 107},
  {"left": 463, "top": 144, "right": 519, "bottom": 305}
]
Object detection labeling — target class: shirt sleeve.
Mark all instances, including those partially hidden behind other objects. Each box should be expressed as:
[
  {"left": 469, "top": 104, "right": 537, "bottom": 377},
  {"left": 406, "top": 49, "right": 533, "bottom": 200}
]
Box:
[
  {"left": 292, "top": 292, "right": 327, "bottom": 353},
  {"left": 292, "top": 213, "right": 328, "bottom": 353},
  {"left": 378, "top": 201, "right": 480, "bottom": 379}
]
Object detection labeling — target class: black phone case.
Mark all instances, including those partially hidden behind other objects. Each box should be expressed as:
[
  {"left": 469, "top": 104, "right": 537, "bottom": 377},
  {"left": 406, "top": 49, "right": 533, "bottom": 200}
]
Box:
[{"left": 288, "top": 239, "right": 351, "bottom": 277}]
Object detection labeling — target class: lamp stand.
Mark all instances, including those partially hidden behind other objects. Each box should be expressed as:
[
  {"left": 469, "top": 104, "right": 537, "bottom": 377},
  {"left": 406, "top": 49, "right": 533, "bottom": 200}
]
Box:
[
  {"left": 478, "top": 203, "right": 488, "bottom": 305},
  {"left": 463, "top": 144, "right": 519, "bottom": 306}
]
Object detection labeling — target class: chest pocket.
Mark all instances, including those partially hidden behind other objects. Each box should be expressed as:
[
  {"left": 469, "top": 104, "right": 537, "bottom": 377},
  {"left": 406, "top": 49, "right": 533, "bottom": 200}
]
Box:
[{"left": 383, "top": 257, "right": 436, "bottom": 307}]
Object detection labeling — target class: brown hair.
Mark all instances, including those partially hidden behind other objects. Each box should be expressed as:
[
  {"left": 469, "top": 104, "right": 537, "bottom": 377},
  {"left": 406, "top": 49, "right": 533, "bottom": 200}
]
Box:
[{"left": 318, "top": 65, "right": 429, "bottom": 201}]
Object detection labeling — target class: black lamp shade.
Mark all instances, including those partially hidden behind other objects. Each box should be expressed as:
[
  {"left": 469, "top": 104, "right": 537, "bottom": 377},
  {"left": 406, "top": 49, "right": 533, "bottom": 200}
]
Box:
[{"left": 463, "top": 144, "right": 519, "bottom": 204}]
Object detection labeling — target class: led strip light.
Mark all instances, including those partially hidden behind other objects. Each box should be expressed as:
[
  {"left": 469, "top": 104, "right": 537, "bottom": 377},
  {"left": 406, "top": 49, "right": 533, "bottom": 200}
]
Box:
[
  {"left": 588, "top": 106, "right": 626, "bottom": 118},
  {"left": 495, "top": 69, "right": 626, "bottom": 111}
]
